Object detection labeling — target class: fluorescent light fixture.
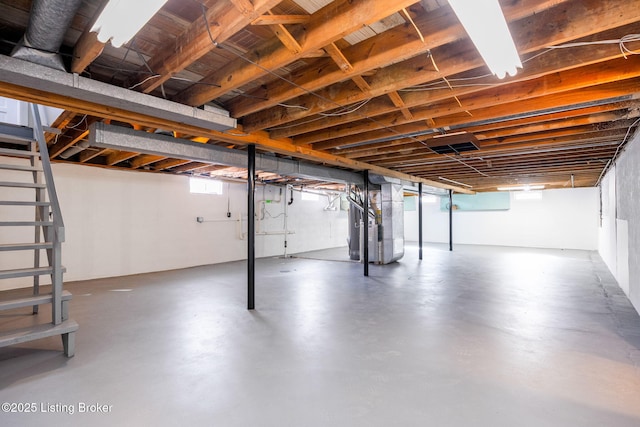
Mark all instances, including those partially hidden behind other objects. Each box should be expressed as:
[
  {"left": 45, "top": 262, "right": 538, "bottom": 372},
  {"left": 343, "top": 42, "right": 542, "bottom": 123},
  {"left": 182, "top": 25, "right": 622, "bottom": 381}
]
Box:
[
  {"left": 448, "top": 0, "right": 522, "bottom": 79},
  {"left": 497, "top": 185, "right": 545, "bottom": 191},
  {"left": 91, "top": 0, "right": 169, "bottom": 48},
  {"left": 438, "top": 176, "right": 473, "bottom": 188}
]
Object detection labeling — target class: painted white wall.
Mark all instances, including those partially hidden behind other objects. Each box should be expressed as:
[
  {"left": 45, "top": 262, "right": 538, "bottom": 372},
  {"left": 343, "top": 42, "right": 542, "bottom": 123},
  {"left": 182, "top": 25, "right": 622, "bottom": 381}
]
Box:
[
  {"left": 0, "top": 160, "right": 348, "bottom": 290},
  {"left": 598, "top": 168, "right": 618, "bottom": 288},
  {"left": 599, "top": 130, "right": 640, "bottom": 313},
  {"left": 405, "top": 188, "right": 599, "bottom": 250},
  {"left": 0, "top": 97, "right": 63, "bottom": 127}
]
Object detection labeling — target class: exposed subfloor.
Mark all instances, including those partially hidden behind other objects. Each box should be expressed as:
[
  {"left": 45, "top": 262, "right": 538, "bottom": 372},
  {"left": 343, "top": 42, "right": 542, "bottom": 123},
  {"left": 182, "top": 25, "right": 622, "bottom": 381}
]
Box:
[{"left": 1, "top": 244, "right": 640, "bottom": 426}]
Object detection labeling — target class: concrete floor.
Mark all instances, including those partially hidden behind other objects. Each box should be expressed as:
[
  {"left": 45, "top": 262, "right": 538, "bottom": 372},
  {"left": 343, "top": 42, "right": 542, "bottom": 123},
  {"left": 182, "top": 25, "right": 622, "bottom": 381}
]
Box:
[{"left": 1, "top": 244, "right": 640, "bottom": 426}]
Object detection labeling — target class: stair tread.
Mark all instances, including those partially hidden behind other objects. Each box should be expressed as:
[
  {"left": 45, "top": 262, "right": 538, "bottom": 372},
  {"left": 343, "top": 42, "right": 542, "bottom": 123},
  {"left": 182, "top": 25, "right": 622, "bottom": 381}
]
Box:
[
  {"left": 0, "top": 201, "right": 50, "bottom": 206},
  {"left": 0, "top": 242, "right": 53, "bottom": 251},
  {"left": 0, "top": 164, "right": 42, "bottom": 172},
  {"left": 0, "top": 319, "right": 78, "bottom": 348},
  {"left": 0, "top": 147, "right": 39, "bottom": 158},
  {"left": 0, "top": 221, "right": 54, "bottom": 226},
  {"left": 0, "top": 290, "right": 72, "bottom": 311},
  {"left": 0, "top": 122, "right": 35, "bottom": 143},
  {"left": 0, "top": 266, "right": 63, "bottom": 280},
  {"left": 0, "top": 181, "right": 46, "bottom": 188}
]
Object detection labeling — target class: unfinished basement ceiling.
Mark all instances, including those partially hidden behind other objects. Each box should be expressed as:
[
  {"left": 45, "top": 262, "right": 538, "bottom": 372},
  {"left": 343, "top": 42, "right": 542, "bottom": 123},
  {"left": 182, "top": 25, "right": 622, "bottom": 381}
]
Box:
[{"left": 0, "top": 0, "right": 639, "bottom": 192}]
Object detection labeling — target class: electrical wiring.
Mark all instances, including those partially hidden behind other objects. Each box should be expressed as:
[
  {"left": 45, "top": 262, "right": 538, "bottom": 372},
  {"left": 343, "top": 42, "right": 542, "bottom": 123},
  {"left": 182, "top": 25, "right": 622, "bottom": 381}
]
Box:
[
  {"left": 277, "top": 103, "right": 309, "bottom": 110},
  {"left": 267, "top": 114, "right": 327, "bottom": 131},
  {"left": 401, "top": 34, "right": 640, "bottom": 92},
  {"left": 197, "top": 5, "right": 490, "bottom": 179},
  {"left": 66, "top": 114, "right": 88, "bottom": 130},
  {"left": 399, "top": 82, "right": 496, "bottom": 92},
  {"left": 595, "top": 115, "right": 640, "bottom": 186},
  {"left": 318, "top": 99, "right": 371, "bottom": 117},
  {"left": 546, "top": 34, "right": 640, "bottom": 59},
  {"left": 128, "top": 74, "right": 161, "bottom": 90}
]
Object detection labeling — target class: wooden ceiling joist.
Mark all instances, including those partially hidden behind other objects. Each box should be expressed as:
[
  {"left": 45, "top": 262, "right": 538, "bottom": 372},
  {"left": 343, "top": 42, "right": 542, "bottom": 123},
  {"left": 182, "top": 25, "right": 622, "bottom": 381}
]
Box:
[{"left": 173, "top": 0, "right": 422, "bottom": 107}]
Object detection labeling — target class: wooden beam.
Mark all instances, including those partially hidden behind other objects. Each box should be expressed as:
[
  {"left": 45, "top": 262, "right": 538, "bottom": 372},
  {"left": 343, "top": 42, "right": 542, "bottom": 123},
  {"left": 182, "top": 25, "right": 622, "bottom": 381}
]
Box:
[
  {"left": 79, "top": 148, "right": 107, "bottom": 163},
  {"left": 71, "top": 30, "right": 105, "bottom": 74},
  {"left": 49, "top": 130, "right": 89, "bottom": 159},
  {"left": 282, "top": 25, "right": 640, "bottom": 144},
  {"left": 153, "top": 159, "right": 192, "bottom": 170},
  {"left": 352, "top": 76, "right": 372, "bottom": 92},
  {"left": 261, "top": 1, "right": 640, "bottom": 136},
  {"left": 0, "top": 77, "right": 469, "bottom": 194},
  {"left": 130, "top": 154, "right": 167, "bottom": 169},
  {"left": 106, "top": 151, "right": 139, "bottom": 166},
  {"left": 324, "top": 43, "right": 354, "bottom": 73},
  {"left": 309, "top": 58, "right": 640, "bottom": 150},
  {"left": 229, "top": 0, "right": 255, "bottom": 15},
  {"left": 173, "top": 0, "right": 423, "bottom": 106},
  {"left": 387, "top": 91, "right": 413, "bottom": 120},
  {"left": 341, "top": 108, "right": 633, "bottom": 158},
  {"left": 229, "top": 0, "right": 569, "bottom": 119},
  {"left": 170, "top": 162, "right": 212, "bottom": 173},
  {"left": 268, "top": 13, "right": 303, "bottom": 54},
  {"left": 251, "top": 15, "right": 311, "bottom": 25},
  {"left": 45, "top": 111, "right": 77, "bottom": 143},
  {"left": 136, "top": 0, "right": 282, "bottom": 93}
]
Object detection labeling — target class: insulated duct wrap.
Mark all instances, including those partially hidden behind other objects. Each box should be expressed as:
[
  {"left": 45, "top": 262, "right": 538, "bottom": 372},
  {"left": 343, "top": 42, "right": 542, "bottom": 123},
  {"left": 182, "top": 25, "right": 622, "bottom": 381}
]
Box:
[
  {"left": 379, "top": 183, "right": 405, "bottom": 264},
  {"left": 11, "top": 0, "right": 84, "bottom": 71}
]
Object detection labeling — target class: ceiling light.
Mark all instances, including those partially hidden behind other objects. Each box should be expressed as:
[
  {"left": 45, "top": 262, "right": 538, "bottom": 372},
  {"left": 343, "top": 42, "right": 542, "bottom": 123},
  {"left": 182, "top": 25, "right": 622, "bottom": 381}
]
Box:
[
  {"left": 448, "top": 0, "right": 522, "bottom": 79},
  {"left": 497, "top": 185, "right": 545, "bottom": 191},
  {"left": 91, "top": 0, "right": 169, "bottom": 48}
]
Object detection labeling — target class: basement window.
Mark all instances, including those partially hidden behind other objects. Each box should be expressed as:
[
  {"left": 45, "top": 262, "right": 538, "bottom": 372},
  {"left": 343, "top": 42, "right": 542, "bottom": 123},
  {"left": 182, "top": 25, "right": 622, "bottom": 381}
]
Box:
[{"left": 190, "top": 177, "right": 223, "bottom": 195}]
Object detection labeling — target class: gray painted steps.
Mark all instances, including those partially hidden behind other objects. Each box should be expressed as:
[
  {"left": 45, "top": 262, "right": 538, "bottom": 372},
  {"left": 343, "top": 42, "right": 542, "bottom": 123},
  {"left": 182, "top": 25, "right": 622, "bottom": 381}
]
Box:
[
  {"left": 0, "top": 319, "right": 78, "bottom": 357},
  {"left": 0, "top": 163, "right": 41, "bottom": 172},
  {"left": 0, "top": 147, "right": 39, "bottom": 158},
  {"left": 0, "top": 201, "right": 50, "bottom": 206},
  {"left": 0, "top": 266, "right": 53, "bottom": 280},
  {"left": 0, "top": 242, "right": 53, "bottom": 251},
  {"left": 0, "top": 221, "right": 53, "bottom": 227},
  {"left": 0, "top": 181, "right": 46, "bottom": 189},
  {"left": 0, "top": 290, "right": 72, "bottom": 311}
]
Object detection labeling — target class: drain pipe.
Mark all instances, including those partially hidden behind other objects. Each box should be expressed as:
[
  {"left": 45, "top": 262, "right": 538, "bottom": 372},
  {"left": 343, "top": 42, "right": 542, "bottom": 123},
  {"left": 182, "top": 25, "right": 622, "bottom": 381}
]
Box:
[
  {"left": 283, "top": 185, "right": 291, "bottom": 258},
  {"left": 11, "top": 0, "right": 84, "bottom": 71},
  {"left": 58, "top": 139, "right": 90, "bottom": 159}
]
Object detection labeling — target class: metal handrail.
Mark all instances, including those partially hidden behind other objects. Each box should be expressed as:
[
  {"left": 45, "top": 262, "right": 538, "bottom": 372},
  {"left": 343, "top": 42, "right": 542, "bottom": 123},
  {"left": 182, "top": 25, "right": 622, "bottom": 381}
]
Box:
[{"left": 29, "top": 104, "right": 65, "bottom": 242}]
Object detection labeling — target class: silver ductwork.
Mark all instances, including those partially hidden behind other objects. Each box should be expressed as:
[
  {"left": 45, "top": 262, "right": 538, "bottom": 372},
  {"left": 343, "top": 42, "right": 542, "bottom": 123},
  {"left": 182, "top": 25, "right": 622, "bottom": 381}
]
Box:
[
  {"left": 348, "top": 177, "right": 405, "bottom": 265},
  {"left": 11, "top": 0, "right": 84, "bottom": 71}
]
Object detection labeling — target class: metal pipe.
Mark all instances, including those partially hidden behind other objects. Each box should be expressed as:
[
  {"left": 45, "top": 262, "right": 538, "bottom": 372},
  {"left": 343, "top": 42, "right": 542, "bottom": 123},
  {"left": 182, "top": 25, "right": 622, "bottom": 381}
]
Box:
[
  {"left": 283, "top": 185, "right": 289, "bottom": 258},
  {"left": 418, "top": 182, "right": 423, "bottom": 260},
  {"left": 247, "top": 144, "right": 256, "bottom": 310},
  {"left": 11, "top": 0, "right": 84, "bottom": 71},
  {"left": 58, "top": 139, "right": 90, "bottom": 159},
  {"left": 448, "top": 189, "right": 453, "bottom": 252},
  {"left": 363, "top": 170, "right": 369, "bottom": 277}
]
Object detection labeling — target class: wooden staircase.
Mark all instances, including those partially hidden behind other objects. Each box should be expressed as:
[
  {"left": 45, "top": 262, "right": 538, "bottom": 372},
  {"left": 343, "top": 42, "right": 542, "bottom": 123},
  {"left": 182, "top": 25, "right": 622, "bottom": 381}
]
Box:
[{"left": 0, "top": 104, "right": 78, "bottom": 357}]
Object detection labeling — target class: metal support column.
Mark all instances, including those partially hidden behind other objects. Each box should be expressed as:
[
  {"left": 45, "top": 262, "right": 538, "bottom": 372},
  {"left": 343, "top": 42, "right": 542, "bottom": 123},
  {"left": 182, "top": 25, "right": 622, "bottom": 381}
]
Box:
[
  {"left": 363, "top": 170, "right": 369, "bottom": 277},
  {"left": 448, "top": 189, "right": 453, "bottom": 252},
  {"left": 247, "top": 144, "right": 256, "bottom": 310},
  {"left": 418, "top": 182, "right": 423, "bottom": 260}
]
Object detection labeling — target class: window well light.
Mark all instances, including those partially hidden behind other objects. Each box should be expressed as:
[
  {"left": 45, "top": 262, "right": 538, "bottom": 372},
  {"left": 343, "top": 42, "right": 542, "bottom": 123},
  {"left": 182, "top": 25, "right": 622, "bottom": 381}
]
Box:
[
  {"left": 91, "top": 0, "right": 169, "bottom": 48},
  {"left": 448, "top": 0, "right": 522, "bottom": 79}
]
